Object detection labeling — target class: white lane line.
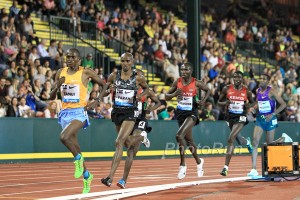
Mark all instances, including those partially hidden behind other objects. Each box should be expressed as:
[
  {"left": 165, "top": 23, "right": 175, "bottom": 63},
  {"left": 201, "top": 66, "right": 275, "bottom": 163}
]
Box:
[{"left": 40, "top": 176, "right": 251, "bottom": 200}]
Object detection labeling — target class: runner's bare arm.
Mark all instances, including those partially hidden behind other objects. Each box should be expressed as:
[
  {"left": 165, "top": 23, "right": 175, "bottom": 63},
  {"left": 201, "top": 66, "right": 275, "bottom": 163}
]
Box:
[
  {"left": 196, "top": 80, "right": 211, "bottom": 107},
  {"left": 50, "top": 69, "right": 64, "bottom": 100},
  {"left": 148, "top": 90, "right": 161, "bottom": 111},
  {"left": 165, "top": 79, "right": 181, "bottom": 101},
  {"left": 217, "top": 85, "right": 230, "bottom": 106},
  {"left": 270, "top": 88, "right": 286, "bottom": 115},
  {"left": 136, "top": 75, "right": 149, "bottom": 99},
  {"left": 85, "top": 68, "right": 108, "bottom": 100}
]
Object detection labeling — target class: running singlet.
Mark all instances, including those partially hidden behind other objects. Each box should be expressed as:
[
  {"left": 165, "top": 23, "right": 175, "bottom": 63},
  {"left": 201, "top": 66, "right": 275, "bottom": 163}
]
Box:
[
  {"left": 113, "top": 70, "right": 138, "bottom": 108},
  {"left": 137, "top": 88, "right": 147, "bottom": 118},
  {"left": 226, "top": 84, "right": 248, "bottom": 114},
  {"left": 256, "top": 86, "right": 276, "bottom": 115},
  {"left": 60, "top": 66, "right": 88, "bottom": 109},
  {"left": 176, "top": 77, "right": 197, "bottom": 111}
]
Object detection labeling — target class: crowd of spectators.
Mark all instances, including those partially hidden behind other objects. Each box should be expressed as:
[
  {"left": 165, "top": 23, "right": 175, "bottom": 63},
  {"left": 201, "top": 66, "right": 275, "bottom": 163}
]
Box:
[{"left": 0, "top": 0, "right": 300, "bottom": 123}]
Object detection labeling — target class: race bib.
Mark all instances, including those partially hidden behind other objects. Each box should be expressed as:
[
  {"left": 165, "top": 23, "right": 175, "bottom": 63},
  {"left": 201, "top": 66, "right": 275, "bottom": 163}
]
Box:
[
  {"left": 61, "top": 84, "right": 80, "bottom": 103},
  {"left": 272, "top": 119, "right": 277, "bottom": 125},
  {"left": 258, "top": 101, "right": 271, "bottom": 114},
  {"left": 228, "top": 101, "right": 244, "bottom": 114},
  {"left": 177, "top": 96, "right": 193, "bottom": 111},
  {"left": 138, "top": 121, "right": 146, "bottom": 129},
  {"left": 115, "top": 89, "right": 135, "bottom": 107}
]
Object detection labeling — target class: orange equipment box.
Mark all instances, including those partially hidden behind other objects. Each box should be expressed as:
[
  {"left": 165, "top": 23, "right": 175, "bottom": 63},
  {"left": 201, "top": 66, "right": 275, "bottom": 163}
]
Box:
[{"left": 262, "top": 142, "right": 299, "bottom": 177}]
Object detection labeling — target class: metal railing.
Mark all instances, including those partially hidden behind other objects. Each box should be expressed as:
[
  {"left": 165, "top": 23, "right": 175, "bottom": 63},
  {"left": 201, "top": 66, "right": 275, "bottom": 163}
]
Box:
[
  {"left": 49, "top": 16, "right": 115, "bottom": 75},
  {"left": 49, "top": 16, "right": 155, "bottom": 81},
  {"left": 236, "top": 40, "right": 298, "bottom": 73}
]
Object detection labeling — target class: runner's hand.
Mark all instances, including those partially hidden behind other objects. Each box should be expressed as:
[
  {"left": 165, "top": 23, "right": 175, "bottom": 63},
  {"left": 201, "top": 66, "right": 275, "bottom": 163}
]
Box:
[
  {"left": 175, "top": 88, "right": 182, "bottom": 99},
  {"left": 57, "top": 76, "right": 65, "bottom": 88}
]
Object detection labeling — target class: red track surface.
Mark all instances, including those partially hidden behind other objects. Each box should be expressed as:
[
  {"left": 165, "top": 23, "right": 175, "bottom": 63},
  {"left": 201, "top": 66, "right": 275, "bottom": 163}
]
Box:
[{"left": 0, "top": 156, "right": 299, "bottom": 200}]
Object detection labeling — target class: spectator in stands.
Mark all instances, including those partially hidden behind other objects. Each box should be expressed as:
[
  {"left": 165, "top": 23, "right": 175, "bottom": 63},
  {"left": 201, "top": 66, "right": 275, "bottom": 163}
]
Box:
[
  {"left": 32, "top": 79, "right": 42, "bottom": 97},
  {"left": 38, "top": 39, "right": 55, "bottom": 69},
  {"left": 144, "top": 19, "right": 155, "bottom": 38},
  {"left": 18, "top": 4, "right": 31, "bottom": 19},
  {"left": 158, "top": 105, "right": 175, "bottom": 120},
  {"left": 28, "top": 46, "right": 40, "bottom": 63},
  {"left": 18, "top": 96, "right": 33, "bottom": 118},
  {"left": 208, "top": 65, "right": 219, "bottom": 80},
  {"left": 8, "top": 78, "right": 19, "bottom": 98},
  {"left": 284, "top": 66, "right": 297, "bottom": 84},
  {"left": 199, "top": 102, "right": 217, "bottom": 121},
  {"left": 0, "top": 96, "right": 6, "bottom": 117},
  {"left": 0, "top": 77, "right": 10, "bottom": 103},
  {"left": 22, "top": 16, "right": 39, "bottom": 45},
  {"left": 6, "top": 97, "right": 20, "bottom": 117},
  {"left": 48, "top": 39, "right": 59, "bottom": 62},
  {"left": 9, "top": 0, "right": 19, "bottom": 18},
  {"left": 43, "top": 0, "right": 56, "bottom": 20},
  {"left": 154, "top": 44, "right": 165, "bottom": 69},
  {"left": 164, "top": 58, "right": 179, "bottom": 85},
  {"left": 82, "top": 53, "right": 94, "bottom": 69},
  {"left": 40, "top": 80, "right": 52, "bottom": 102},
  {"left": 44, "top": 100, "right": 58, "bottom": 118},
  {"left": 105, "top": 102, "right": 112, "bottom": 119},
  {"left": 33, "top": 65, "right": 46, "bottom": 84}
]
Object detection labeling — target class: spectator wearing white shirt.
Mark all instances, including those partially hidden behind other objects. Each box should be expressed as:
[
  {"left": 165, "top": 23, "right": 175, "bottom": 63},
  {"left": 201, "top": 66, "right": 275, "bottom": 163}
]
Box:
[
  {"left": 0, "top": 97, "right": 6, "bottom": 117},
  {"left": 28, "top": 46, "right": 40, "bottom": 63},
  {"left": 18, "top": 97, "right": 32, "bottom": 118},
  {"left": 33, "top": 65, "right": 46, "bottom": 84},
  {"left": 38, "top": 39, "right": 56, "bottom": 69}
]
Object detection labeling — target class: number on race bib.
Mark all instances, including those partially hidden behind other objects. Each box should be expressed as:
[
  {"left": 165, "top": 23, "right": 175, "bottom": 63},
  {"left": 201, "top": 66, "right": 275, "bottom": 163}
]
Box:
[{"left": 138, "top": 121, "right": 146, "bottom": 129}]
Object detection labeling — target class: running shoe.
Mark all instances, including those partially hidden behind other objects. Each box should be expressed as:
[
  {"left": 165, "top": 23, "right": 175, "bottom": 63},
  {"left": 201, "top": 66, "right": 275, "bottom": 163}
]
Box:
[
  {"left": 82, "top": 173, "right": 93, "bottom": 194},
  {"left": 177, "top": 165, "right": 187, "bottom": 180},
  {"left": 247, "top": 169, "right": 259, "bottom": 177},
  {"left": 141, "top": 131, "right": 150, "bottom": 148},
  {"left": 142, "top": 136, "right": 150, "bottom": 148},
  {"left": 197, "top": 158, "right": 204, "bottom": 177},
  {"left": 74, "top": 156, "right": 84, "bottom": 178},
  {"left": 246, "top": 137, "right": 253, "bottom": 153},
  {"left": 220, "top": 168, "right": 228, "bottom": 176},
  {"left": 101, "top": 177, "right": 112, "bottom": 187},
  {"left": 116, "top": 179, "right": 126, "bottom": 189},
  {"left": 282, "top": 133, "right": 293, "bottom": 142}
]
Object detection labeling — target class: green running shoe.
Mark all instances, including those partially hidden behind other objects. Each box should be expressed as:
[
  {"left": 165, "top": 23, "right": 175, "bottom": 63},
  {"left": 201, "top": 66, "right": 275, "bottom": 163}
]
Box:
[
  {"left": 82, "top": 173, "right": 93, "bottom": 194},
  {"left": 74, "top": 156, "right": 84, "bottom": 178},
  {"left": 220, "top": 168, "right": 228, "bottom": 176},
  {"left": 246, "top": 137, "right": 253, "bottom": 153}
]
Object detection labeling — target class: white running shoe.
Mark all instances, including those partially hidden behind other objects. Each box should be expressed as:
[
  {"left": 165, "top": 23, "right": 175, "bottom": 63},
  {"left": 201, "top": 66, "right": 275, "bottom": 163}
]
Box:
[
  {"left": 177, "top": 165, "right": 187, "bottom": 180},
  {"left": 247, "top": 169, "right": 259, "bottom": 177},
  {"left": 197, "top": 158, "right": 204, "bottom": 177},
  {"left": 282, "top": 133, "right": 293, "bottom": 143},
  {"left": 141, "top": 131, "right": 150, "bottom": 148},
  {"left": 142, "top": 137, "right": 150, "bottom": 148}
]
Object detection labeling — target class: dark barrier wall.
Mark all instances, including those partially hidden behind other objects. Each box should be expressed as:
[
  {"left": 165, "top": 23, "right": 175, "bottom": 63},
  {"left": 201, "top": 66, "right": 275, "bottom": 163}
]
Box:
[{"left": 0, "top": 118, "right": 300, "bottom": 160}]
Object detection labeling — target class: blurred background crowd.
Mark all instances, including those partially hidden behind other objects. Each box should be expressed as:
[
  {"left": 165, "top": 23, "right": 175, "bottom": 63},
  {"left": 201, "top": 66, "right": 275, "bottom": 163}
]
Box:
[{"left": 0, "top": 0, "right": 299, "bottom": 123}]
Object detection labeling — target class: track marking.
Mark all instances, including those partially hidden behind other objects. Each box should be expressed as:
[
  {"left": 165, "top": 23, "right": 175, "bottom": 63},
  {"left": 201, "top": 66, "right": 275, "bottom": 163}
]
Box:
[{"left": 40, "top": 176, "right": 251, "bottom": 200}]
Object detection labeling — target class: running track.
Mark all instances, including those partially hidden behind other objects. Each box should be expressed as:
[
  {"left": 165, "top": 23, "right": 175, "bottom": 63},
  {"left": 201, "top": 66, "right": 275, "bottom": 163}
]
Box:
[{"left": 0, "top": 156, "right": 299, "bottom": 200}]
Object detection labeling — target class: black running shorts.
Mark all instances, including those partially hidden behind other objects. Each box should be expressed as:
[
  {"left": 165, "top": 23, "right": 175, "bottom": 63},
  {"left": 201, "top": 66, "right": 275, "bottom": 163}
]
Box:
[
  {"left": 133, "top": 117, "right": 152, "bottom": 133},
  {"left": 111, "top": 108, "right": 138, "bottom": 126},
  {"left": 225, "top": 112, "right": 249, "bottom": 130},
  {"left": 175, "top": 109, "right": 199, "bottom": 127}
]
